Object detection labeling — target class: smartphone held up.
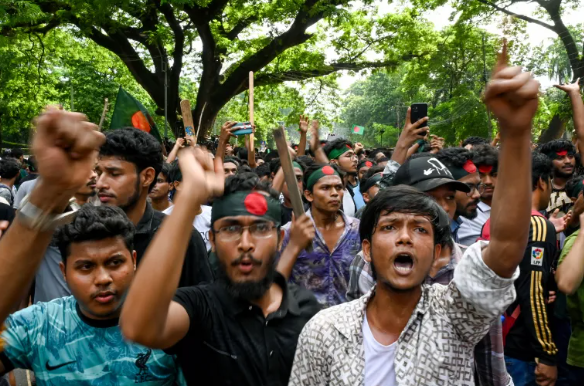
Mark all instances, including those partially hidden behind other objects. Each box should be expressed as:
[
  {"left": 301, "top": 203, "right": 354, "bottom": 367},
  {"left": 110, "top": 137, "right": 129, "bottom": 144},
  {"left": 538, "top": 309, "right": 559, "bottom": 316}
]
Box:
[{"left": 232, "top": 122, "right": 253, "bottom": 136}]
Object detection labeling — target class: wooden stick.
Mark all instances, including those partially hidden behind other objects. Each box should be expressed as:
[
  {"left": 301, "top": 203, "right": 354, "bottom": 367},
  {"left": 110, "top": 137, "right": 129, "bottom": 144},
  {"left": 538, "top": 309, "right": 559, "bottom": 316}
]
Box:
[
  {"left": 248, "top": 72, "right": 255, "bottom": 145},
  {"left": 273, "top": 126, "right": 312, "bottom": 252},
  {"left": 180, "top": 100, "right": 196, "bottom": 144},
  {"left": 98, "top": 98, "right": 109, "bottom": 131}
]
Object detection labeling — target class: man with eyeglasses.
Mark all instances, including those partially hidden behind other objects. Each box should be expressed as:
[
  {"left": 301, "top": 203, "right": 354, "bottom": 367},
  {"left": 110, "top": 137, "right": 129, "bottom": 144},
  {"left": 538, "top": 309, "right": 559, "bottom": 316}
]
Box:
[
  {"left": 120, "top": 150, "right": 321, "bottom": 386},
  {"left": 435, "top": 148, "right": 483, "bottom": 243}
]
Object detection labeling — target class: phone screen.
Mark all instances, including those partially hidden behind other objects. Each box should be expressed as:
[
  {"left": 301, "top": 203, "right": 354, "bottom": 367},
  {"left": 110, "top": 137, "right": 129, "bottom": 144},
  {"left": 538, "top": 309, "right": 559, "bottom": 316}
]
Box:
[
  {"left": 411, "top": 103, "right": 428, "bottom": 128},
  {"left": 185, "top": 126, "right": 195, "bottom": 136}
]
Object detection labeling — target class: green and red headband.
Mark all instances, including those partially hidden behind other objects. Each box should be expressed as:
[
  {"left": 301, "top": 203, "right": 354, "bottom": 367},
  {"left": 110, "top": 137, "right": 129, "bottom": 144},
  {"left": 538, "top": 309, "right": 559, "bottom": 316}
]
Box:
[
  {"left": 306, "top": 165, "right": 341, "bottom": 190},
  {"left": 327, "top": 144, "right": 352, "bottom": 160},
  {"left": 211, "top": 191, "right": 281, "bottom": 226},
  {"left": 450, "top": 159, "right": 477, "bottom": 180},
  {"left": 292, "top": 161, "right": 304, "bottom": 172}
]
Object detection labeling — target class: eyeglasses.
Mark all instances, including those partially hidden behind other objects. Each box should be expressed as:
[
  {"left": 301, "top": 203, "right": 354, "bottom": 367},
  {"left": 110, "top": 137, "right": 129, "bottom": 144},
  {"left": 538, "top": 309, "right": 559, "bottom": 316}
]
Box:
[
  {"left": 466, "top": 183, "right": 486, "bottom": 196},
  {"left": 213, "top": 222, "right": 277, "bottom": 241}
]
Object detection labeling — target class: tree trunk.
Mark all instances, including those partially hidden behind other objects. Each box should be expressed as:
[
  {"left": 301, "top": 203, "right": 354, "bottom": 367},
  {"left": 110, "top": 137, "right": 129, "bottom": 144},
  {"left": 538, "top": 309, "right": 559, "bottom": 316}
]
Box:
[
  {"left": 538, "top": 114, "right": 566, "bottom": 144},
  {"left": 192, "top": 97, "right": 221, "bottom": 142}
]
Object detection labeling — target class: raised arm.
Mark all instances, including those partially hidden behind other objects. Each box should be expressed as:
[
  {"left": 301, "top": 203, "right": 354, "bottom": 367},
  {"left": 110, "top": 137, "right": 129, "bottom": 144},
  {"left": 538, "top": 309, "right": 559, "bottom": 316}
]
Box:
[
  {"left": 120, "top": 147, "right": 224, "bottom": 349},
  {"left": 555, "top": 79, "right": 584, "bottom": 159},
  {"left": 309, "top": 120, "right": 329, "bottom": 164},
  {"left": 215, "top": 121, "right": 237, "bottom": 168},
  {"left": 0, "top": 109, "right": 104, "bottom": 325},
  {"left": 391, "top": 108, "right": 428, "bottom": 165},
  {"left": 297, "top": 115, "right": 309, "bottom": 156},
  {"left": 481, "top": 46, "right": 539, "bottom": 278},
  {"left": 166, "top": 138, "right": 185, "bottom": 164}
]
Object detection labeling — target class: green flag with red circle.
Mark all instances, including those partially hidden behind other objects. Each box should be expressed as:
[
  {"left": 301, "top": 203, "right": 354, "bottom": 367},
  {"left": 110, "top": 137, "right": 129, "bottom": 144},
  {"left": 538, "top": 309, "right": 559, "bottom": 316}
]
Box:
[
  {"left": 110, "top": 87, "right": 162, "bottom": 142},
  {"left": 352, "top": 125, "right": 365, "bottom": 135}
]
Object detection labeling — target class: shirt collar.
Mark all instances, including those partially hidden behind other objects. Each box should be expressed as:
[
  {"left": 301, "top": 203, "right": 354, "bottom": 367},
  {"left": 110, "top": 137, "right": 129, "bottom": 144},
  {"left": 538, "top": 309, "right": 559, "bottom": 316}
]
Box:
[
  {"left": 135, "top": 202, "right": 154, "bottom": 234},
  {"left": 450, "top": 217, "right": 463, "bottom": 233},
  {"left": 219, "top": 272, "right": 301, "bottom": 317},
  {"left": 478, "top": 201, "right": 491, "bottom": 212}
]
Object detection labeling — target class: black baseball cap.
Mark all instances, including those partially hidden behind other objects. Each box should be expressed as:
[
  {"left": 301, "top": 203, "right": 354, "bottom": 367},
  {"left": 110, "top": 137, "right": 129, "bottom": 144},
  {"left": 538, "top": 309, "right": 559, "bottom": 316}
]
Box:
[{"left": 393, "top": 156, "right": 471, "bottom": 193}]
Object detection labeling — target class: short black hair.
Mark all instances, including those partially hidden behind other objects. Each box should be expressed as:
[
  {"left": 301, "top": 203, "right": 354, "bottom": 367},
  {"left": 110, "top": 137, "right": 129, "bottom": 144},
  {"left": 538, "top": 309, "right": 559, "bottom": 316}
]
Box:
[
  {"left": 471, "top": 145, "right": 498, "bottom": 169},
  {"left": 435, "top": 147, "right": 472, "bottom": 170},
  {"left": 238, "top": 164, "right": 253, "bottom": 174},
  {"left": 224, "top": 156, "right": 241, "bottom": 167},
  {"left": 297, "top": 155, "right": 315, "bottom": 169},
  {"left": 462, "top": 136, "right": 489, "bottom": 148},
  {"left": 532, "top": 151, "right": 553, "bottom": 191},
  {"left": 254, "top": 163, "right": 272, "bottom": 178},
  {"left": 0, "top": 158, "right": 20, "bottom": 180},
  {"left": 269, "top": 158, "right": 281, "bottom": 175},
  {"left": 322, "top": 138, "right": 353, "bottom": 158},
  {"left": 538, "top": 139, "right": 576, "bottom": 159},
  {"left": 100, "top": 128, "right": 163, "bottom": 192},
  {"left": 224, "top": 172, "right": 279, "bottom": 200},
  {"left": 159, "top": 163, "right": 171, "bottom": 182},
  {"left": 4, "top": 148, "right": 23, "bottom": 159},
  {"left": 26, "top": 156, "right": 38, "bottom": 173},
  {"left": 264, "top": 151, "right": 279, "bottom": 163},
  {"left": 168, "top": 160, "right": 182, "bottom": 183},
  {"left": 360, "top": 185, "right": 451, "bottom": 246},
  {"left": 55, "top": 205, "right": 135, "bottom": 264},
  {"left": 359, "top": 165, "right": 385, "bottom": 194},
  {"left": 303, "top": 163, "right": 343, "bottom": 192},
  {"left": 566, "top": 174, "right": 584, "bottom": 199}
]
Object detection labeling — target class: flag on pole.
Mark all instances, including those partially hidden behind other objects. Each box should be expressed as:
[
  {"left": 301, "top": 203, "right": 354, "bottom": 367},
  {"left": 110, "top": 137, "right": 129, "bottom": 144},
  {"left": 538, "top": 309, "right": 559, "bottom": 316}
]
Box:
[
  {"left": 110, "top": 87, "right": 162, "bottom": 142},
  {"left": 352, "top": 125, "right": 365, "bottom": 135}
]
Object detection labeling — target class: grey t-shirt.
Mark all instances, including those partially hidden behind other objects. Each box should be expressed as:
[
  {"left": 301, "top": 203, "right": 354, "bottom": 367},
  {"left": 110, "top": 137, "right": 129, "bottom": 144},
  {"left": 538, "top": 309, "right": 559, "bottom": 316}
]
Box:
[
  {"left": 34, "top": 245, "right": 71, "bottom": 303},
  {"left": 13, "top": 179, "right": 36, "bottom": 209}
]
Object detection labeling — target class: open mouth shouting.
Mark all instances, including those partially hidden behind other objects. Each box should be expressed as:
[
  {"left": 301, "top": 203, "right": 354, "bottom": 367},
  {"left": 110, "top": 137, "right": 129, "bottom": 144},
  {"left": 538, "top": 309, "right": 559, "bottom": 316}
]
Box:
[{"left": 393, "top": 253, "right": 414, "bottom": 275}]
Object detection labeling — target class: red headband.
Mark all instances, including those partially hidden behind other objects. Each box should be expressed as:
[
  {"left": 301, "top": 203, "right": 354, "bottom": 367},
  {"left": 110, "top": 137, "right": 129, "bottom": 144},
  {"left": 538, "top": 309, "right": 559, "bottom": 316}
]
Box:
[
  {"left": 463, "top": 159, "right": 477, "bottom": 173},
  {"left": 478, "top": 165, "right": 493, "bottom": 174},
  {"left": 557, "top": 150, "right": 568, "bottom": 157}
]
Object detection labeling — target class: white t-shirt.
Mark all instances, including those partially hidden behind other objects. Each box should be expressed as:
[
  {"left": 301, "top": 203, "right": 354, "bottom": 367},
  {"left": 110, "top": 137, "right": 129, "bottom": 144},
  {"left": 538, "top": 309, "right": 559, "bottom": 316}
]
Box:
[
  {"left": 343, "top": 188, "right": 356, "bottom": 217},
  {"left": 164, "top": 204, "right": 212, "bottom": 251},
  {"left": 363, "top": 313, "right": 397, "bottom": 386}
]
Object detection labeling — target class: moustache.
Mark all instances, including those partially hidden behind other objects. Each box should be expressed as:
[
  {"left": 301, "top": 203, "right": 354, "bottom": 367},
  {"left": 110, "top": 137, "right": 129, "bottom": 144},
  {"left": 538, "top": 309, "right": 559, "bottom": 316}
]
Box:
[{"left": 231, "top": 254, "right": 262, "bottom": 266}]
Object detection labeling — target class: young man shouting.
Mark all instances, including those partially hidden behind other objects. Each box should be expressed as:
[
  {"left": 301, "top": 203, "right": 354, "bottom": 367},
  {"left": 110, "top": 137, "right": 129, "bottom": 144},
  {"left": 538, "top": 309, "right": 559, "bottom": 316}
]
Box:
[{"left": 288, "top": 48, "right": 537, "bottom": 385}]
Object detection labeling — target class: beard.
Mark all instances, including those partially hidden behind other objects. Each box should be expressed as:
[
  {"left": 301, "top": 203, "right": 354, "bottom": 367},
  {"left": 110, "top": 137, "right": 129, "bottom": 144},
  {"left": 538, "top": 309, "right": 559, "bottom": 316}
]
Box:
[
  {"left": 555, "top": 168, "right": 574, "bottom": 179},
  {"left": 217, "top": 251, "right": 277, "bottom": 301},
  {"left": 118, "top": 179, "right": 141, "bottom": 212}
]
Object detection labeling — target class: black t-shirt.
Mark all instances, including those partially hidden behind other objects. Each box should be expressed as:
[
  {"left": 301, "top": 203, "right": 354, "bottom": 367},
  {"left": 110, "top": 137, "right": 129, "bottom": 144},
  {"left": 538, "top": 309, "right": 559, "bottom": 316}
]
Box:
[
  {"left": 169, "top": 273, "right": 320, "bottom": 386},
  {"left": 0, "top": 202, "right": 15, "bottom": 223},
  {"left": 134, "top": 203, "right": 213, "bottom": 287}
]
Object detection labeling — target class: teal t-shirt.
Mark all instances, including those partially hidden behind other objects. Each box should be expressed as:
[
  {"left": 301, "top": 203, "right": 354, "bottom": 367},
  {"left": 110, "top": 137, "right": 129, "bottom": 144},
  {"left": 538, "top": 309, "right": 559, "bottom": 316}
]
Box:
[
  {"left": 1, "top": 296, "right": 184, "bottom": 385},
  {"left": 559, "top": 229, "right": 584, "bottom": 368}
]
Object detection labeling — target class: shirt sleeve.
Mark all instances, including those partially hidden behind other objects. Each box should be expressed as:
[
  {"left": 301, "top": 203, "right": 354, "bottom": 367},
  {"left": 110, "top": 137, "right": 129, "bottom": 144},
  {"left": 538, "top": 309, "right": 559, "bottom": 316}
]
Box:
[
  {"left": 179, "top": 229, "right": 214, "bottom": 287},
  {"left": 0, "top": 304, "right": 45, "bottom": 372},
  {"left": 448, "top": 241, "right": 519, "bottom": 345},
  {"left": 0, "top": 188, "right": 12, "bottom": 206},
  {"left": 288, "top": 314, "right": 330, "bottom": 386},
  {"left": 347, "top": 253, "right": 374, "bottom": 301}
]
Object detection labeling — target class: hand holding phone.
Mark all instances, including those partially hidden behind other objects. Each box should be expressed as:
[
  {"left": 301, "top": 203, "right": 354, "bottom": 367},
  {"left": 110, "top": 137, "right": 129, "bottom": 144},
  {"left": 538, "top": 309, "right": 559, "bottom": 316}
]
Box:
[
  {"left": 232, "top": 122, "right": 253, "bottom": 136},
  {"left": 410, "top": 103, "right": 429, "bottom": 130}
]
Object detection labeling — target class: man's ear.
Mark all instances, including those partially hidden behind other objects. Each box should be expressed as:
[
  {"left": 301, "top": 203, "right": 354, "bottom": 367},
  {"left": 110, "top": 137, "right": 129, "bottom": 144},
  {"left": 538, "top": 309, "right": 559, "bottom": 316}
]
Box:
[
  {"left": 537, "top": 177, "right": 546, "bottom": 191},
  {"left": 59, "top": 261, "right": 67, "bottom": 283},
  {"left": 362, "top": 239, "right": 371, "bottom": 263},
  {"left": 131, "top": 250, "right": 137, "bottom": 271},
  {"left": 304, "top": 190, "right": 313, "bottom": 203},
  {"left": 209, "top": 231, "right": 216, "bottom": 252},
  {"left": 174, "top": 180, "right": 182, "bottom": 192},
  {"left": 142, "top": 167, "right": 156, "bottom": 189},
  {"left": 434, "top": 243, "right": 442, "bottom": 261}
]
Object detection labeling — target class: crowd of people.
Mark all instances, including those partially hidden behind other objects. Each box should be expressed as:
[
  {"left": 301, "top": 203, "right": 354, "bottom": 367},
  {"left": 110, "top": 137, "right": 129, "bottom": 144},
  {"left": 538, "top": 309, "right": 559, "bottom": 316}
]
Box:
[{"left": 0, "top": 50, "right": 582, "bottom": 386}]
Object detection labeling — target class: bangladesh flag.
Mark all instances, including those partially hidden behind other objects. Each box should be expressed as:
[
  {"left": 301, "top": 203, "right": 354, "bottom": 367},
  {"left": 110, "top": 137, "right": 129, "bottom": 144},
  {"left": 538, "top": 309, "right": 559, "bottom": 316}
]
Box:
[
  {"left": 110, "top": 87, "right": 162, "bottom": 142},
  {"left": 352, "top": 125, "right": 365, "bottom": 135}
]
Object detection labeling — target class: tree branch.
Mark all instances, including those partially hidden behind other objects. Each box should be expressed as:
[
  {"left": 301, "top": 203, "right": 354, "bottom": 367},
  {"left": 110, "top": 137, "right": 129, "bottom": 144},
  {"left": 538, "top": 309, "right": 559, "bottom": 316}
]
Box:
[
  {"left": 252, "top": 57, "right": 416, "bottom": 91},
  {"left": 220, "top": 16, "right": 258, "bottom": 40},
  {"left": 475, "top": 0, "right": 555, "bottom": 31}
]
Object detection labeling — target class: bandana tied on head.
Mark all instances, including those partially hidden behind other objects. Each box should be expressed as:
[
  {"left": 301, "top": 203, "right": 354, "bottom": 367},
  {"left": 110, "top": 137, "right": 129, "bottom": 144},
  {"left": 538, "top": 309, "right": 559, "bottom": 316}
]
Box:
[
  {"left": 568, "top": 179, "right": 584, "bottom": 199},
  {"left": 550, "top": 149, "right": 575, "bottom": 160},
  {"left": 307, "top": 165, "right": 341, "bottom": 191},
  {"left": 477, "top": 164, "right": 497, "bottom": 175},
  {"left": 450, "top": 159, "right": 477, "bottom": 180},
  {"left": 212, "top": 191, "right": 281, "bottom": 226},
  {"left": 327, "top": 144, "right": 352, "bottom": 160},
  {"left": 360, "top": 173, "right": 383, "bottom": 194},
  {"left": 292, "top": 161, "right": 304, "bottom": 172}
]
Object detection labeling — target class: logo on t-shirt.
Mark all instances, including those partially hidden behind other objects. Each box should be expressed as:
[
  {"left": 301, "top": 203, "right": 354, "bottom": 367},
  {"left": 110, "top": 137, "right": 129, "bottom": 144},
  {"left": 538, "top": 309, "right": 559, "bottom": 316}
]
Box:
[{"left": 531, "top": 247, "right": 544, "bottom": 266}]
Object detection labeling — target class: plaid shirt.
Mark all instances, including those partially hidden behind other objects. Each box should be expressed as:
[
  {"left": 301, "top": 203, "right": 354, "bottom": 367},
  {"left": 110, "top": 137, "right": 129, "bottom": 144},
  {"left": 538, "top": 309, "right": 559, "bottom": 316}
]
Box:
[
  {"left": 345, "top": 242, "right": 512, "bottom": 386},
  {"left": 289, "top": 241, "right": 518, "bottom": 386},
  {"left": 281, "top": 210, "right": 361, "bottom": 308}
]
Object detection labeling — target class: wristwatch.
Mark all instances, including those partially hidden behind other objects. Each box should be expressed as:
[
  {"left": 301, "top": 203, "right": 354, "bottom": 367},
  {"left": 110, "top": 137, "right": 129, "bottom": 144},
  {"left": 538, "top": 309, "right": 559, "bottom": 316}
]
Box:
[{"left": 17, "top": 195, "right": 79, "bottom": 232}]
